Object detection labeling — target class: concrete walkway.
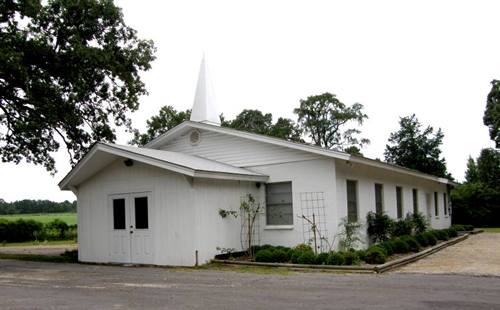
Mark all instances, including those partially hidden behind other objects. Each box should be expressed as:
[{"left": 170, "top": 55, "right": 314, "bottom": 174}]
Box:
[{"left": 396, "top": 233, "right": 500, "bottom": 277}]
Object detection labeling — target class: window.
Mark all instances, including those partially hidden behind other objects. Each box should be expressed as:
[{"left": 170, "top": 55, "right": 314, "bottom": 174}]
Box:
[
  {"left": 412, "top": 189, "right": 418, "bottom": 214},
  {"left": 375, "top": 183, "right": 384, "bottom": 214},
  {"left": 135, "top": 196, "right": 149, "bottom": 229},
  {"left": 443, "top": 193, "right": 448, "bottom": 216},
  {"left": 346, "top": 180, "right": 358, "bottom": 222},
  {"left": 396, "top": 186, "right": 403, "bottom": 219},
  {"left": 266, "top": 182, "right": 293, "bottom": 225},
  {"left": 113, "top": 198, "right": 126, "bottom": 230},
  {"left": 434, "top": 192, "right": 439, "bottom": 216}
]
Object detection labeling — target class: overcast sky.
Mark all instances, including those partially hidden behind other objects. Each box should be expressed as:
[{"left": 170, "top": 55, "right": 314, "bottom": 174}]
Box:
[{"left": 1, "top": 0, "right": 498, "bottom": 202}]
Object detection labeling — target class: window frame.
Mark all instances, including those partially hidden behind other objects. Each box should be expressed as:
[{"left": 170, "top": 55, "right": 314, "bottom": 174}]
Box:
[
  {"left": 374, "top": 183, "right": 384, "bottom": 214},
  {"left": 443, "top": 193, "right": 448, "bottom": 216},
  {"left": 396, "top": 186, "right": 403, "bottom": 219},
  {"left": 434, "top": 192, "right": 439, "bottom": 216},
  {"left": 412, "top": 188, "right": 418, "bottom": 214},
  {"left": 346, "top": 180, "right": 358, "bottom": 223},
  {"left": 265, "top": 181, "right": 294, "bottom": 226}
]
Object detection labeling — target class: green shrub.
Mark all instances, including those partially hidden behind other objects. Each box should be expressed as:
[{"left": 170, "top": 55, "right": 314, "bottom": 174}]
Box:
[
  {"left": 364, "top": 246, "right": 387, "bottom": 264},
  {"left": 297, "top": 251, "right": 316, "bottom": 265},
  {"left": 315, "top": 252, "right": 329, "bottom": 265},
  {"left": 366, "top": 211, "right": 394, "bottom": 243},
  {"left": 379, "top": 240, "right": 395, "bottom": 256},
  {"left": 356, "top": 250, "right": 367, "bottom": 262},
  {"left": 294, "top": 243, "right": 313, "bottom": 253},
  {"left": 0, "top": 219, "right": 44, "bottom": 242},
  {"left": 423, "top": 231, "right": 438, "bottom": 246},
  {"left": 464, "top": 224, "right": 474, "bottom": 231},
  {"left": 451, "top": 224, "right": 465, "bottom": 231},
  {"left": 446, "top": 227, "right": 458, "bottom": 238},
  {"left": 343, "top": 251, "right": 360, "bottom": 265},
  {"left": 255, "top": 249, "right": 274, "bottom": 262},
  {"left": 392, "top": 215, "right": 413, "bottom": 237},
  {"left": 411, "top": 212, "right": 429, "bottom": 234},
  {"left": 290, "top": 250, "right": 301, "bottom": 263},
  {"left": 326, "top": 252, "right": 345, "bottom": 265},
  {"left": 415, "top": 233, "right": 429, "bottom": 247},
  {"left": 433, "top": 230, "right": 449, "bottom": 241},
  {"left": 46, "top": 219, "right": 69, "bottom": 240},
  {"left": 271, "top": 249, "right": 289, "bottom": 263},
  {"left": 400, "top": 235, "right": 420, "bottom": 252},
  {"left": 392, "top": 238, "right": 410, "bottom": 253}
]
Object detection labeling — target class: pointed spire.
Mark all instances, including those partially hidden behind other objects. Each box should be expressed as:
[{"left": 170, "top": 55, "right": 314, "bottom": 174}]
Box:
[{"left": 190, "top": 55, "right": 220, "bottom": 126}]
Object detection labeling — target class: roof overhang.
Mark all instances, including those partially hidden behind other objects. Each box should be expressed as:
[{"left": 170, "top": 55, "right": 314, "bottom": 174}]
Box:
[{"left": 59, "top": 143, "right": 268, "bottom": 191}]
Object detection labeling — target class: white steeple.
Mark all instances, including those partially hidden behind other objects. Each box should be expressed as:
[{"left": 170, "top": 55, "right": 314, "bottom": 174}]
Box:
[{"left": 190, "top": 55, "right": 220, "bottom": 126}]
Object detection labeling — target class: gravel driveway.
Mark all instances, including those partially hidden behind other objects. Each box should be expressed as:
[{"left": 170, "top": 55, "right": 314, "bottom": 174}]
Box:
[
  {"left": 0, "top": 259, "right": 499, "bottom": 309},
  {"left": 396, "top": 232, "right": 500, "bottom": 277}
]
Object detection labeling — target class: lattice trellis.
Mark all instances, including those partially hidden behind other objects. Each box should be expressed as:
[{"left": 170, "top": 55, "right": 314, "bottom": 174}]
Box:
[{"left": 299, "top": 192, "right": 329, "bottom": 253}]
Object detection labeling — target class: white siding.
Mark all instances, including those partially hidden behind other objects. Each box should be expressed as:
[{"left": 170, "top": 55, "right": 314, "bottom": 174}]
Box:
[
  {"left": 77, "top": 160, "right": 258, "bottom": 266},
  {"left": 335, "top": 159, "right": 452, "bottom": 246},
  {"left": 161, "top": 129, "right": 321, "bottom": 167}
]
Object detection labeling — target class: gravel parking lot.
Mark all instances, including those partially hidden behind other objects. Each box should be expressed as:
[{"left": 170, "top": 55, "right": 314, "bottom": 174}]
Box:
[
  {"left": 0, "top": 258, "right": 499, "bottom": 309},
  {"left": 396, "top": 233, "right": 500, "bottom": 277}
]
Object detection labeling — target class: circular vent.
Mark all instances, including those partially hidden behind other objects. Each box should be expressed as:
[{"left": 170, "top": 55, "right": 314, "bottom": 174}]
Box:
[{"left": 189, "top": 129, "right": 201, "bottom": 145}]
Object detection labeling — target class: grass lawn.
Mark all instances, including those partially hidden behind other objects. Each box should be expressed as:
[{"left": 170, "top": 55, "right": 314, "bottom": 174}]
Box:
[
  {"left": 480, "top": 227, "right": 500, "bottom": 233},
  {"left": 1, "top": 240, "right": 77, "bottom": 247},
  {"left": 0, "top": 213, "right": 77, "bottom": 225}
]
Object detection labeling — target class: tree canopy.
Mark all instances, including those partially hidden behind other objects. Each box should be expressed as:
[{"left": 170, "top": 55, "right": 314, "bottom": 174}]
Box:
[
  {"left": 452, "top": 148, "right": 500, "bottom": 226},
  {"left": 0, "top": 0, "right": 155, "bottom": 173},
  {"left": 130, "top": 106, "right": 190, "bottom": 145},
  {"left": 0, "top": 199, "right": 76, "bottom": 215},
  {"left": 294, "top": 92, "right": 369, "bottom": 150},
  {"left": 384, "top": 114, "right": 451, "bottom": 178},
  {"left": 223, "top": 109, "right": 303, "bottom": 142},
  {"left": 484, "top": 80, "right": 500, "bottom": 148}
]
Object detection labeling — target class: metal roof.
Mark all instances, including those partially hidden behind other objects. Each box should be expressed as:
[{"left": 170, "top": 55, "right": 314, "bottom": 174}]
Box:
[{"left": 59, "top": 142, "right": 268, "bottom": 190}]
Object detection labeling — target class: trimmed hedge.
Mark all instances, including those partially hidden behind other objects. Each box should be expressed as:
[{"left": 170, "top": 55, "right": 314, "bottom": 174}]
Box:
[
  {"left": 364, "top": 246, "right": 387, "bottom": 264},
  {"left": 326, "top": 252, "right": 345, "bottom": 265},
  {"left": 0, "top": 219, "right": 76, "bottom": 243}
]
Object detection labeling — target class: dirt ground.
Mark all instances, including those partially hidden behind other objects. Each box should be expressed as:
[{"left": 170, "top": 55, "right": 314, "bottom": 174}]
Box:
[
  {"left": 0, "top": 244, "right": 77, "bottom": 256},
  {"left": 396, "top": 232, "right": 500, "bottom": 277}
]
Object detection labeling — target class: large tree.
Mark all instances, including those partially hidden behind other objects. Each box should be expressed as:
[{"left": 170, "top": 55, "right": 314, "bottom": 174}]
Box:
[
  {"left": 384, "top": 114, "right": 451, "bottom": 178},
  {"left": 0, "top": 0, "right": 155, "bottom": 173},
  {"left": 484, "top": 80, "right": 500, "bottom": 148},
  {"left": 223, "top": 109, "right": 303, "bottom": 142},
  {"left": 130, "top": 106, "right": 190, "bottom": 145},
  {"left": 294, "top": 92, "right": 369, "bottom": 150}
]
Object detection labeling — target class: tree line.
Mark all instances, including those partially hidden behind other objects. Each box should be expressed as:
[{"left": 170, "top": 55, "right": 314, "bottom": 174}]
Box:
[{"left": 0, "top": 199, "right": 76, "bottom": 215}]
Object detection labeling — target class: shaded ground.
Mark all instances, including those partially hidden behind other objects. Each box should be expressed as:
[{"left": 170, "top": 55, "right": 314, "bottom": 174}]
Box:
[
  {"left": 396, "top": 233, "right": 500, "bottom": 277},
  {"left": 0, "top": 244, "right": 77, "bottom": 256},
  {"left": 0, "top": 259, "right": 499, "bottom": 309}
]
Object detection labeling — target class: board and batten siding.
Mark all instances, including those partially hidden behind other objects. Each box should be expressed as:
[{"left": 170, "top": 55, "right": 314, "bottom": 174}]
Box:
[
  {"left": 77, "top": 160, "right": 258, "bottom": 266},
  {"left": 161, "top": 129, "right": 321, "bottom": 167}
]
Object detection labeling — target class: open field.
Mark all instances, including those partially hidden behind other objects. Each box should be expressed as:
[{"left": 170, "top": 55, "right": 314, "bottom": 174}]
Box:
[
  {"left": 480, "top": 227, "right": 500, "bottom": 233},
  {"left": 0, "top": 213, "right": 77, "bottom": 225}
]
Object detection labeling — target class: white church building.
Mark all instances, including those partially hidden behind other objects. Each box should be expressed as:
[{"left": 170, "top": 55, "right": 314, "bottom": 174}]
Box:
[{"left": 59, "top": 58, "right": 454, "bottom": 266}]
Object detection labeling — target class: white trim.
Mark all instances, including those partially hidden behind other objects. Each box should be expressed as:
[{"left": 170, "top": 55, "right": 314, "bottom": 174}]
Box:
[{"left": 264, "top": 225, "right": 294, "bottom": 230}]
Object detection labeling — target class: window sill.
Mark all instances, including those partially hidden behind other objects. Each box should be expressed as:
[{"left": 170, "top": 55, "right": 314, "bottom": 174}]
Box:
[
  {"left": 435, "top": 217, "right": 440, "bottom": 220},
  {"left": 264, "top": 225, "right": 294, "bottom": 230}
]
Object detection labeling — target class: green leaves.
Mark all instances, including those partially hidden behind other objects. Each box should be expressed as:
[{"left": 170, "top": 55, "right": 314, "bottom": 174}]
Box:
[
  {"left": 130, "top": 106, "right": 190, "bottom": 146},
  {"left": 384, "top": 114, "right": 451, "bottom": 178},
  {"left": 294, "top": 92, "right": 369, "bottom": 150},
  {"left": 0, "top": 0, "right": 155, "bottom": 173},
  {"left": 484, "top": 80, "right": 500, "bottom": 148}
]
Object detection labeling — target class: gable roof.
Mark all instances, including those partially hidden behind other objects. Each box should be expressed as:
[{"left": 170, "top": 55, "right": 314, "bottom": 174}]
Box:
[
  {"left": 146, "top": 121, "right": 457, "bottom": 186},
  {"left": 59, "top": 142, "right": 268, "bottom": 190}
]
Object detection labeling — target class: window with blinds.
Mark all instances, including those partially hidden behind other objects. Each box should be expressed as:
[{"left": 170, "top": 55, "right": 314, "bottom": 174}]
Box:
[{"left": 266, "top": 182, "right": 293, "bottom": 225}]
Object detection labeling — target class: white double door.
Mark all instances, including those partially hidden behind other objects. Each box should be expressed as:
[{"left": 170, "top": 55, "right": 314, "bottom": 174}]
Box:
[{"left": 109, "top": 192, "right": 153, "bottom": 264}]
